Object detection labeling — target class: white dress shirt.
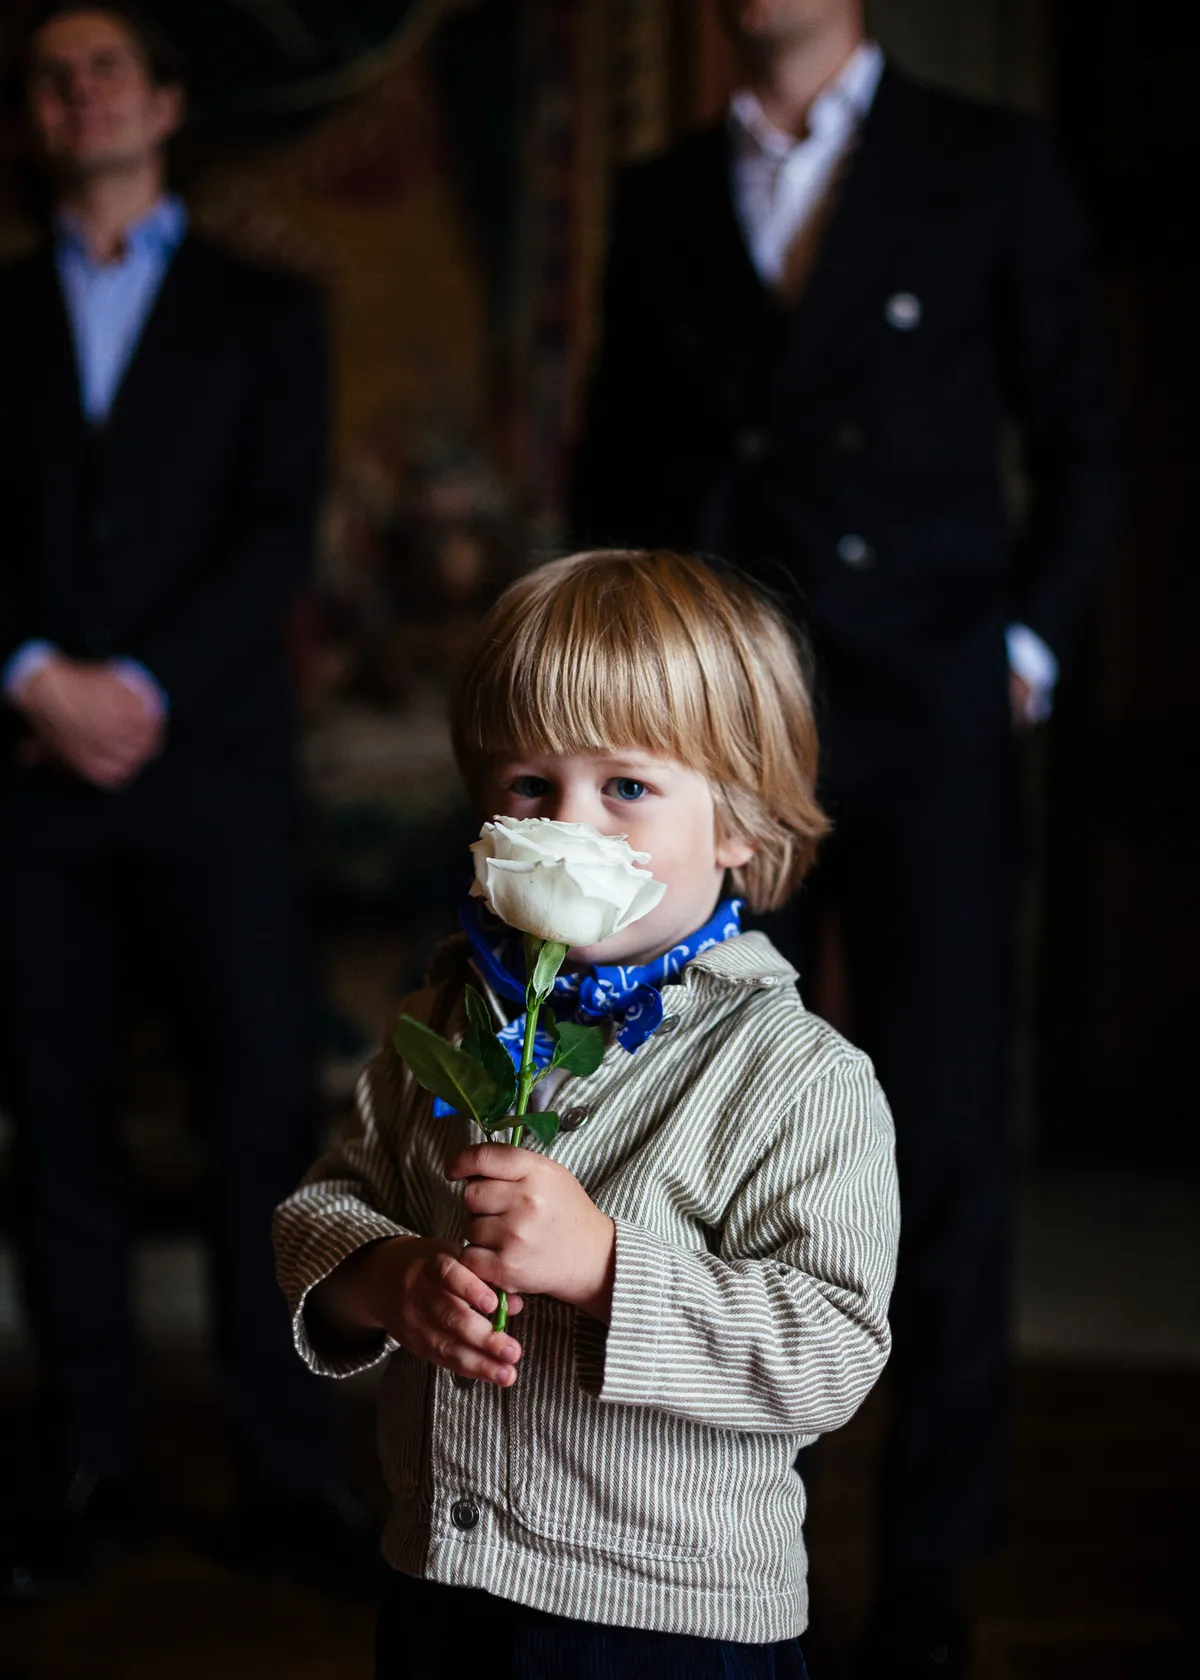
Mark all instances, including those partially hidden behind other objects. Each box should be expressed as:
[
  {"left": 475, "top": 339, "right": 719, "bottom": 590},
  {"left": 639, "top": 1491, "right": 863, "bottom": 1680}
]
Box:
[
  {"left": 729, "top": 43, "right": 1059, "bottom": 723},
  {"left": 730, "top": 41, "right": 885, "bottom": 288}
]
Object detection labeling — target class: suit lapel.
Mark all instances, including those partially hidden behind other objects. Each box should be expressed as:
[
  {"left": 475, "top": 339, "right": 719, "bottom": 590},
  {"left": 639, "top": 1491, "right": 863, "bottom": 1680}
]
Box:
[
  {"left": 768, "top": 67, "right": 916, "bottom": 392},
  {"left": 100, "top": 235, "right": 224, "bottom": 445},
  {"left": 21, "top": 246, "right": 89, "bottom": 439},
  {"left": 687, "top": 123, "right": 776, "bottom": 322},
  {"left": 1, "top": 250, "right": 91, "bottom": 630}
]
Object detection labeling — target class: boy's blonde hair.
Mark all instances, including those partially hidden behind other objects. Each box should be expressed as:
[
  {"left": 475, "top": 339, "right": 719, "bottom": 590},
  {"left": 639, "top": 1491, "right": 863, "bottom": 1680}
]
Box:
[{"left": 450, "top": 549, "right": 829, "bottom": 912}]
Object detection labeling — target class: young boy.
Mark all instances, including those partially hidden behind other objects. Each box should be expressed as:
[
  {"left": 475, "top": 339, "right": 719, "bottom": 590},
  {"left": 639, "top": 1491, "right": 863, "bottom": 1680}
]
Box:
[{"left": 273, "top": 549, "right": 899, "bottom": 1678}]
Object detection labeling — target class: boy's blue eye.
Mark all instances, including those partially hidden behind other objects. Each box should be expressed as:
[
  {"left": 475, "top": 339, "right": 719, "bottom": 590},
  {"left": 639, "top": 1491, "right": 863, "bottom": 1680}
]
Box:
[
  {"left": 613, "top": 778, "right": 647, "bottom": 801},
  {"left": 511, "top": 775, "right": 550, "bottom": 798}
]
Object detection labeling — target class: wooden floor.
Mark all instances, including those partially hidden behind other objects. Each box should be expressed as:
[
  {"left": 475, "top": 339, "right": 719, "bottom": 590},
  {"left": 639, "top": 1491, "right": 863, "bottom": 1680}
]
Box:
[{"left": 0, "top": 1356, "right": 1195, "bottom": 1680}]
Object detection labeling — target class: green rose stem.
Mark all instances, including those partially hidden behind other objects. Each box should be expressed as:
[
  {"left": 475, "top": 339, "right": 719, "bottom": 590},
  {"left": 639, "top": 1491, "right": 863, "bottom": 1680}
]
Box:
[
  {"left": 491, "top": 993, "right": 541, "bottom": 1335},
  {"left": 491, "top": 936, "right": 565, "bottom": 1334}
]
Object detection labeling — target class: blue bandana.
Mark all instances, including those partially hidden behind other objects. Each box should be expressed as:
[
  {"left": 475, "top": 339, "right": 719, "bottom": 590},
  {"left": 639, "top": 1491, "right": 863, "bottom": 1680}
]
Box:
[{"left": 431, "top": 896, "right": 743, "bottom": 1118}]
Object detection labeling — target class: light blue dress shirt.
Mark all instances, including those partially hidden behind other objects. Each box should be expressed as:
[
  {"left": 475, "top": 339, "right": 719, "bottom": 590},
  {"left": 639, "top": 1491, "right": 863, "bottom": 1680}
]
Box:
[
  {"left": 56, "top": 192, "right": 188, "bottom": 423},
  {"left": 2, "top": 196, "right": 188, "bottom": 715}
]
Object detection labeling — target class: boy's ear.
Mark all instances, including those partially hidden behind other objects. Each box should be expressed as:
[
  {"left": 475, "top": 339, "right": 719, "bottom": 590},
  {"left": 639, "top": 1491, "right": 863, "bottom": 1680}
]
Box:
[{"left": 715, "top": 831, "right": 755, "bottom": 870}]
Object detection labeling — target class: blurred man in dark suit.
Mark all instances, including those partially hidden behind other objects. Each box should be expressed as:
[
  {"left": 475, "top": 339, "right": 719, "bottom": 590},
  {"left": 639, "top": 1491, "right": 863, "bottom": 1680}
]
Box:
[
  {"left": 575, "top": 2, "right": 1121, "bottom": 1673},
  {"left": 0, "top": 2, "right": 372, "bottom": 1596}
]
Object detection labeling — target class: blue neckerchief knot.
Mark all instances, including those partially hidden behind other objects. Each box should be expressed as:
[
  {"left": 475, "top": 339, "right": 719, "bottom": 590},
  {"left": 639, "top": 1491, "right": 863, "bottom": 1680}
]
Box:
[{"left": 431, "top": 897, "right": 743, "bottom": 1118}]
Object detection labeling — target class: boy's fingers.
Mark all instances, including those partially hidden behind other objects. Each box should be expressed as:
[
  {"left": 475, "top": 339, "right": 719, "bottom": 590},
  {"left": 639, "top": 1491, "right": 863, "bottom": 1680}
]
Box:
[
  {"left": 467, "top": 1356, "right": 519, "bottom": 1388},
  {"left": 438, "top": 1254, "right": 523, "bottom": 1323},
  {"left": 424, "top": 1325, "right": 520, "bottom": 1389},
  {"left": 439, "top": 1253, "right": 500, "bottom": 1317},
  {"left": 438, "top": 1303, "right": 521, "bottom": 1366},
  {"left": 461, "top": 1218, "right": 511, "bottom": 1257},
  {"left": 461, "top": 1176, "right": 516, "bottom": 1216},
  {"left": 459, "top": 1241, "right": 511, "bottom": 1290},
  {"left": 445, "top": 1143, "right": 530, "bottom": 1183}
]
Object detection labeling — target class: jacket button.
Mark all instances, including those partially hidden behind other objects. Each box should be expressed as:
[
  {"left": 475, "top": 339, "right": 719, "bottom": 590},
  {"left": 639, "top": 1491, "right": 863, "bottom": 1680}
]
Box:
[
  {"left": 560, "top": 1106, "right": 590, "bottom": 1133},
  {"left": 658, "top": 1015, "right": 679, "bottom": 1034},
  {"left": 452, "top": 1372, "right": 475, "bottom": 1391},
  {"left": 836, "top": 533, "right": 873, "bottom": 569},
  {"left": 884, "top": 291, "right": 922, "bottom": 330},
  {"left": 735, "top": 427, "right": 769, "bottom": 461},
  {"left": 450, "top": 1497, "right": 479, "bottom": 1531}
]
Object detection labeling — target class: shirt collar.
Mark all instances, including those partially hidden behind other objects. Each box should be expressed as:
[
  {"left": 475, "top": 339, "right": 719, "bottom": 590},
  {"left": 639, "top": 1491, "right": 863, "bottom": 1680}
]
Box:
[
  {"left": 729, "top": 39, "right": 884, "bottom": 159},
  {"left": 55, "top": 193, "right": 188, "bottom": 266}
]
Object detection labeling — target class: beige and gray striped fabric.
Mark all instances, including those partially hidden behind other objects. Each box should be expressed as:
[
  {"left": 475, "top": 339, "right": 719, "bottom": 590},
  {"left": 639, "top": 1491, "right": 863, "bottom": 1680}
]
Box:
[{"left": 273, "top": 932, "right": 899, "bottom": 1643}]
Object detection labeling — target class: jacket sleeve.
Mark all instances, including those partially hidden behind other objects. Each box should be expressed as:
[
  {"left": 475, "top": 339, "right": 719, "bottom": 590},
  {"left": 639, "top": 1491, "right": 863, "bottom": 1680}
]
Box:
[
  {"left": 272, "top": 1044, "right": 420, "bottom": 1379},
  {"left": 581, "top": 1050, "right": 900, "bottom": 1435},
  {"left": 1000, "top": 118, "right": 1124, "bottom": 664},
  {"left": 123, "top": 273, "right": 329, "bottom": 716}
]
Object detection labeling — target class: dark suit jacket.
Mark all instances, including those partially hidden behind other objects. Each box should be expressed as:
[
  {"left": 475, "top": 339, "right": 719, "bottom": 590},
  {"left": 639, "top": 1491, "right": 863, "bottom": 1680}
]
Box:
[
  {"left": 574, "top": 67, "right": 1122, "bottom": 766},
  {"left": 0, "top": 232, "right": 327, "bottom": 774}
]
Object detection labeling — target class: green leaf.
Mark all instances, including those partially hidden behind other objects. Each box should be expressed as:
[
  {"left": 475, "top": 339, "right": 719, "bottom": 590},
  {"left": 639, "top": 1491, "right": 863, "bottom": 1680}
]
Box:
[
  {"left": 522, "top": 1111, "right": 560, "bottom": 1147},
  {"left": 393, "top": 1014, "right": 500, "bottom": 1125},
  {"left": 548, "top": 1018, "right": 606, "bottom": 1078},
  {"left": 458, "top": 985, "right": 518, "bottom": 1121},
  {"left": 462, "top": 983, "right": 495, "bottom": 1045},
  {"left": 481, "top": 1050, "right": 518, "bottom": 1122},
  {"left": 525, "top": 935, "right": 568, "bottom": 1002}
]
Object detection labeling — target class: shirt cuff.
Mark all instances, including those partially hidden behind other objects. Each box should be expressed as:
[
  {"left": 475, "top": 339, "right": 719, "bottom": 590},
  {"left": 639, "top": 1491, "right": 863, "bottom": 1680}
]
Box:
[
  {"left": 1005, "top": 622, "right": 1059, "bottom": 724},
  {"left": 2, "top": 639, "right": 57, "bottom": 702},
  {"left": 110, "top": 658, "right": 169, "bottom": 719}
]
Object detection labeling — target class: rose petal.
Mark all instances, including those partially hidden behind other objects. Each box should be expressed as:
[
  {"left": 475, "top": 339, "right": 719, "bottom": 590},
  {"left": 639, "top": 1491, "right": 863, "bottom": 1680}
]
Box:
[{"left": 470, "top": 817, "right": 665, "bottom": 944}]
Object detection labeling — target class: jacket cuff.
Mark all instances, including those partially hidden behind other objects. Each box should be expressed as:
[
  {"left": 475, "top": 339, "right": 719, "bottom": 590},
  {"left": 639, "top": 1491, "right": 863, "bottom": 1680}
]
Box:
[
  {"left": 579, "top": 1217, "right": 669, "bottom": 1406},
  {"left": 284, "top": 1211, "right": 410, "bottom": 1379}
]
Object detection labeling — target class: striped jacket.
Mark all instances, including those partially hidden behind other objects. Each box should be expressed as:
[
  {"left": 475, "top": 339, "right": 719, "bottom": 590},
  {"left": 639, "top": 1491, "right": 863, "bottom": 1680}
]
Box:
[{"left": 273, "top": 931, "right": 899, "bottom": 1642}]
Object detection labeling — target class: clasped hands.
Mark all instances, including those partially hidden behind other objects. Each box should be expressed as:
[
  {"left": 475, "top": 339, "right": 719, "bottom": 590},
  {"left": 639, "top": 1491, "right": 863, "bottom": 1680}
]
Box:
[
  {"left": 324, "top": 1147, "right": 617, "bottom": 1390},
  {"left": 13, "top": 652, "right": 164, "bottom": 789}
]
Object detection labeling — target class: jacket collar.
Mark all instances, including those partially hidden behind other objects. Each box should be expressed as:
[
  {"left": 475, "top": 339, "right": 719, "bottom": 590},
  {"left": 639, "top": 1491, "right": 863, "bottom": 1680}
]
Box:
[
  {"left": 445, "top": 928, "right": 797, "bottom": 1003},
  {"left": 683, "top": 931, "right": 797, "bottom": 989}
]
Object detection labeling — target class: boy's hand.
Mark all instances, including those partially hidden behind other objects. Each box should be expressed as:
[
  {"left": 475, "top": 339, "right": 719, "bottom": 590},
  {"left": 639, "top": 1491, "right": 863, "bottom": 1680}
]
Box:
[
  {"left": 447, "top": 1144, "right": 617, "bottom": 1324},
  {"left": 317, "top": 1235, "right": 525, "bottom": 1388}
]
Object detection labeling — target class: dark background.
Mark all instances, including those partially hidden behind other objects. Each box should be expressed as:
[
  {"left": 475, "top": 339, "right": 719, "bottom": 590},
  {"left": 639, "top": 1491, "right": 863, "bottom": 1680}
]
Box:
[{"left": 0, "top": 3, "right": 1195, "bottom": 1677}]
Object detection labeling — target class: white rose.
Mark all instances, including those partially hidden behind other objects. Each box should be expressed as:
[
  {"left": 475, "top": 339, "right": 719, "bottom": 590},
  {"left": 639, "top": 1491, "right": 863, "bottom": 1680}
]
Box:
[{"left": 470, "top": 817, "right": 666, "bottom": 946}]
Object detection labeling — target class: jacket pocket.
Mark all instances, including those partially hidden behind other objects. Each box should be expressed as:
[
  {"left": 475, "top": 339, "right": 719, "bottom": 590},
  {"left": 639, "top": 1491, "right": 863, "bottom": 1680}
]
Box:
[{"left": 504, "top": 1300, "right": 727, "bottom": 1561}]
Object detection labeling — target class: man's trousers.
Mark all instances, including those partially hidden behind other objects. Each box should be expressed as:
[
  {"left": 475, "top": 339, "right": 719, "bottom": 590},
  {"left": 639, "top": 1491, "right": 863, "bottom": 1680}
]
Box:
[
  {"left": 0, "top": 754, "right": 334, "bottom": 1493},
  {"left": 771, "top": 741, "right": 1021, "bottom": 1580}
]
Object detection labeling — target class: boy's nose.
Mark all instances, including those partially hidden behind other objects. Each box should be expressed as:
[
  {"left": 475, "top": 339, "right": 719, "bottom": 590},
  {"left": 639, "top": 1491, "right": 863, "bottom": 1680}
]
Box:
[
  {"left": 544, "top": 787, "right": 608, "bottom": 830},
  {"left": 548, "top": 792, "right": 587, "bottom": 825}
]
